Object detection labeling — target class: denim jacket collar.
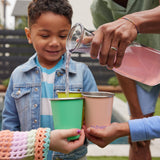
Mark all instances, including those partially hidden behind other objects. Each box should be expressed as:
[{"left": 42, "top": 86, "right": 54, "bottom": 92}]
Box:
[{"left": 22, "top": 53, "right": 77, "bottom": 74}]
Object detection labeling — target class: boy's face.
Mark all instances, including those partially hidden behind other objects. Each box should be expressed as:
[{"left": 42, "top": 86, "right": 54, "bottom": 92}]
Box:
[{"left": 25, "top": 12, "right": 71, "bottom": 69}]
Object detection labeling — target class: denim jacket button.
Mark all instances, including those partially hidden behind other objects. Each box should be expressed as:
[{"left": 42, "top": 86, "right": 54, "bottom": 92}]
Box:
[
  {"left": 57, "top": 72, "right": 62, "bottom": 77},
  {"left": 16, "top": 90, "right": 21, "bottom": 95},
  {"left": 35, "top": 88, "right": 38, "bottom": 92},
  {"left": 34, "top": 119, "right": 37, "bottom": 123},
  {"left": 34, "top": 104, "right": 37, "bottom": 108}
]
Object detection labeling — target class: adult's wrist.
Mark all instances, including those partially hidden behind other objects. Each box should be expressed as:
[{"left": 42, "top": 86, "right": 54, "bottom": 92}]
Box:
[
  {"left": 124, "top": 6, "right": 160, "bottom": 34},
  {"left": 130, "top": 114, "right": 144, "bottom": 120},
  {"left": 116, "top": 122, "right": 130, "bottom": 138},
  {"left": 121, "top": 16, "right": 139, "bottom": 34},
  {"left": 122, "top": 12, "right": 144, "bottom": 34}
]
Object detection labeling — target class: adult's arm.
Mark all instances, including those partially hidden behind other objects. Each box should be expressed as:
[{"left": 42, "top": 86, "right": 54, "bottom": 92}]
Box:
[
  {"left": 128, "top": 6, "right": 160, "bottom": 33},
  {"left": 129, "top": 116, "right": 160, "bottom": 141},
  {"left": 90, "top": 6, "right": 160, "bottom": 67},
  {"left": 84, "top": 116, "right": 160, "bottom": 148}
]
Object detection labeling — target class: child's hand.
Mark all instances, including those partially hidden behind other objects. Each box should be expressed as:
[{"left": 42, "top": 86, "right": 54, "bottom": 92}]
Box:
[{"left": 49, "top": 129, "right": 85, "bottom": 153}]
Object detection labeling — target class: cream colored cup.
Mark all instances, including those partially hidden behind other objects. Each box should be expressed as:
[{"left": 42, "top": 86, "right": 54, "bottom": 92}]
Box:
[{"left": 82, "top": 92, "right": 114, "bottom": 129}]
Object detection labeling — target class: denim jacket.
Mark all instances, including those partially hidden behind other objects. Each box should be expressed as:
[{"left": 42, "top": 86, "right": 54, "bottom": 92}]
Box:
[{"left": 2, "top": 53, "right": 98, "bottom": 160}]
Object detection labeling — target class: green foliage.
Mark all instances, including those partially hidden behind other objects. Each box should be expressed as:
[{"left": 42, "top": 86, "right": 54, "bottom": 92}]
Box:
[
  {"left": 154, "top": 96, "right": 160, "bottom": 116},
  {"left": 107, "top": 76, "right": 119, "bottom": 86},
  {"left": 2, "top": 78, "right": 10, "bottom": 87},
  {"left": 15, "top": 16, "right": 28, "bottom": 29}
]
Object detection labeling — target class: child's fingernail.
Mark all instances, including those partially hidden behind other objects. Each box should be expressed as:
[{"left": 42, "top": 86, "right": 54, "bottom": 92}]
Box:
[{"left": 77, "top": 129, "right": 81, "bottom": 134}]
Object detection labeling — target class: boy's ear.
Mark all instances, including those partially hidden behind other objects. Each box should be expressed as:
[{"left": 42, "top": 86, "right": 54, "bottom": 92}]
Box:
[{"left": 25, "top": 27, "right": 32, "bottom": 44}]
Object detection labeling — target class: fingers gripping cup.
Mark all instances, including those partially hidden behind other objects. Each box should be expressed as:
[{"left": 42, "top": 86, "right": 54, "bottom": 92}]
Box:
[
  {"left": 82, "top": 92, "right": 114, "bottom": 129},
  {"left": 66, "top": 23, "right": 94, "bottom": 54},
  {"left": 50, "top": 98, "right": 84, "bottom": 141}
]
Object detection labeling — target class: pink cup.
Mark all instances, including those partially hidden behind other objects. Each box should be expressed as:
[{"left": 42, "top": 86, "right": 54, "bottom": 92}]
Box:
[{"left": 82, "top": 92, "right": 114, "bottom": 129}]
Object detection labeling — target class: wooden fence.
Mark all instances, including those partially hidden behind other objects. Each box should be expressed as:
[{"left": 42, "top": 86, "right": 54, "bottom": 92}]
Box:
[
  {"left": 0, "top": 29, "right": 115, "bottom": 85},
  {"left": 0, "top": 29, "right": 35, "bottom": 82}
]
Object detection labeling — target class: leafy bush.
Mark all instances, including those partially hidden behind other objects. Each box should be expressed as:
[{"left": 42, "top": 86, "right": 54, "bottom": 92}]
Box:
[
  {"left": 2, "top": 78, "right": 10, "bottom": 87},
  {"left": 107, "top": 76, "right": 119, "bottom": 86}
]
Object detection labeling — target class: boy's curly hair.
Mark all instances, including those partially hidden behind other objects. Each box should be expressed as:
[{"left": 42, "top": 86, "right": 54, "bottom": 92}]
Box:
[{"left": 28, "top": 0, "right": 73, "bottom": 28}]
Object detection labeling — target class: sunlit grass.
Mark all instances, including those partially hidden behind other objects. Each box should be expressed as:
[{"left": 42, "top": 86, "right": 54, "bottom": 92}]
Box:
[{"left": 115, "top": 93, "right": 127, "bottom": 102}]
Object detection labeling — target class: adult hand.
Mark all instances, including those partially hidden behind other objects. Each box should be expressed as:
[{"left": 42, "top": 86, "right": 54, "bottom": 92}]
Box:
[
  {"left": 90, "top": 18, "right": 138, "bottom": 68},
  {"left": 49, "top": 129, "right": 85, "bottom": 153},
  {"left": 83, "top": 122, "right": 129, "bottom": 148},
  {"left": 84, "top": 122, "right": 130, "bottom": 148}
]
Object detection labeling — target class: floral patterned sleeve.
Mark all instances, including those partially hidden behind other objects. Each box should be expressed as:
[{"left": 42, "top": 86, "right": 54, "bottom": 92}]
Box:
[{"left": 0, "top": 128, "right": 51, "bottom": 160}]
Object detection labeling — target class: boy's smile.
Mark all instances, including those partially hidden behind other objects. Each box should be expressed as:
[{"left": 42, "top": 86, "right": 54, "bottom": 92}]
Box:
[{"left": 25, "top": 12, "right": 71, "bottom": 69}]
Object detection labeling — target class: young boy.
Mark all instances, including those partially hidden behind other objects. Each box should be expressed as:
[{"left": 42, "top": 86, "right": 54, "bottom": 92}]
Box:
[{"left": 2, "top": 0, "right": 98, "bottom": 159}]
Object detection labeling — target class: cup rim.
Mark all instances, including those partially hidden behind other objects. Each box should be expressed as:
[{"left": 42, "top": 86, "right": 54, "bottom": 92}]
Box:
[
  {"left": 56, "top": 91, "right": 82, "bottom": 94},
  {"left": 50, "top": 97, "right": 84, "bottom": 101},
  {"left": 82, "top": 91, "right": 114, "bottom": 98}
]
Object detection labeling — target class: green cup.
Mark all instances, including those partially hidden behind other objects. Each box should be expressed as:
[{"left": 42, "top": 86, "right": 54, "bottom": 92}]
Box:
[
  {"left": 56, "top": 91, "right": 85, "bottom": 123},
  {"left": 50, "top": 98, "right": 84, "bottom": 141}
]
